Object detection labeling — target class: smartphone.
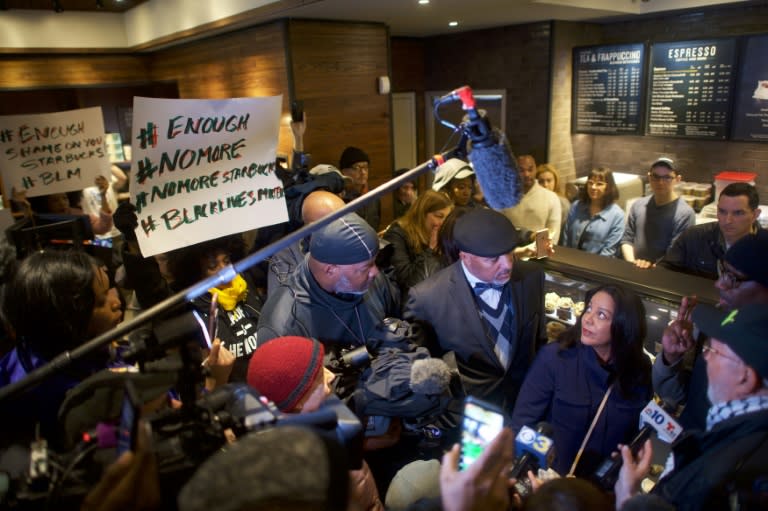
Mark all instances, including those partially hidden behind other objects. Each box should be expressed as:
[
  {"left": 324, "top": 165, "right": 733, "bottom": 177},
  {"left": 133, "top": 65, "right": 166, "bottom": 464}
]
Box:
[
  {"left": 591, "top": 426, "right": 652, "bottom": 489},
  {"left": 116, "top": 379, "right": 141, "bottom": 456},
  {"left": 291, "top": 100, "right": 304, "bottom": 122},
  {"left": 534, "top": 229, "right": 549, "bottom": 259},
  {"left": 208, "top": 293, "right": 219, "bottom": 345},
  {"left": 459, "top": 397, "right": 505, "bottom": 470}
]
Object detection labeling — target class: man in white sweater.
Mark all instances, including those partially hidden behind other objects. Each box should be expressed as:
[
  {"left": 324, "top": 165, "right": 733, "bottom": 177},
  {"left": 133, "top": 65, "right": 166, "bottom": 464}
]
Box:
[{"left": 500, "top": 154, "right": 561, "bottom": 244}]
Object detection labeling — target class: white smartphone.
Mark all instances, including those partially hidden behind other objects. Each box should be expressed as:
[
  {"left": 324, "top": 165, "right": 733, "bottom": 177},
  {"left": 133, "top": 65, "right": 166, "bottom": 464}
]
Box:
[{"left": 459, "top": 397, "right": 505, "bottom": 470}]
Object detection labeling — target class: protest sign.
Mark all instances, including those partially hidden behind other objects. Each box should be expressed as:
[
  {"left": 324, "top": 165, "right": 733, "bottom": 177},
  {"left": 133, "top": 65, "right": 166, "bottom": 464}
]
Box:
[
  {"left": 131, "top": 96, "right": 287, "bottom": 257},
  {"left": 0, "top": 107, "right": 108, "bottom": 197}
]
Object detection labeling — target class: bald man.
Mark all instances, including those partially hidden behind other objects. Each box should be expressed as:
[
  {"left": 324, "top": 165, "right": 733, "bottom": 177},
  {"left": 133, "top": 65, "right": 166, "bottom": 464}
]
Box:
[{"left": 267, "top": 190, "right": 345, "bottom": 295}]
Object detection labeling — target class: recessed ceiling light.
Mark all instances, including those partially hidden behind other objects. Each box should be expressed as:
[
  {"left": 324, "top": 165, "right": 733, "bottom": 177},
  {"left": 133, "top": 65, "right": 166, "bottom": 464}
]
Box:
[
  {"left": 418, "top": 0, "right": 429, "bottom": 5},
  {"left": 448, "top": 21, "right": 459, "bottom": 27}
]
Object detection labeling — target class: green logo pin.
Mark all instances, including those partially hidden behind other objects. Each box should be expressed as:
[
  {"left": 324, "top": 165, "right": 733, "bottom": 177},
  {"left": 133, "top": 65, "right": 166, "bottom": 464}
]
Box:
[{"left": 721, "top": 309, "right": 738, "bottom": 326}]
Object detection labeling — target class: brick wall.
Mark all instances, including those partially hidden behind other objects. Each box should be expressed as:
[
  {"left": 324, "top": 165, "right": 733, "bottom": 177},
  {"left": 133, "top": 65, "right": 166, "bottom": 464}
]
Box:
[
  {"left": 586, "top": 1, "right": 768, "bottom": 200},
  {"left": 393, "top": 22, "right": 552, "bottom": 163}
]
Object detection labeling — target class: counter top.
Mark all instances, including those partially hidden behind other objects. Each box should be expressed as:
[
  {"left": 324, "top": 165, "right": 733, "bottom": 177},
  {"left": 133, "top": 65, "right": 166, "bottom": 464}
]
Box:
[{"left": 531, "top": 246, "right": 720, "bottom": 306}]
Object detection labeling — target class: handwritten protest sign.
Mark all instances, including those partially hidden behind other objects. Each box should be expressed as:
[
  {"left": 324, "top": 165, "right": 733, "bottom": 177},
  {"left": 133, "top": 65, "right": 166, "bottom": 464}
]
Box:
[
  {"left": 131, "top": 96, "right": 287, "bottom": 257},
  {"left": 0, "top": 107, "right": 108, "bottom": 197}
]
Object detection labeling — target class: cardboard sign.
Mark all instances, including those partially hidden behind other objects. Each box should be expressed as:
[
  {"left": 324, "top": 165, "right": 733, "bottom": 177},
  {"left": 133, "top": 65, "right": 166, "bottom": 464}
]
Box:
[
  {"left": 0, "top": 107, "right": 109, "bottom": 197},
  {"left": 130, "top": 96, "right": 287, "bottom": 257}
]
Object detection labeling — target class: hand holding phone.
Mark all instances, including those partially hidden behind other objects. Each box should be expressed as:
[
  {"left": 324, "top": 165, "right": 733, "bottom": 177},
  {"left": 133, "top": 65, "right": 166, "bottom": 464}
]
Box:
[
  {"left": 291, "top": 100, "right": 304, "bottom": 123},
  {"left": 534, "top": 229, "right": 550, "bottom": 259},
  {"left": 459, "top": 397, "right": 505, "bottom": 470},
  {"left": 207, "top": 293, "right": 219, "bottom": 345}
]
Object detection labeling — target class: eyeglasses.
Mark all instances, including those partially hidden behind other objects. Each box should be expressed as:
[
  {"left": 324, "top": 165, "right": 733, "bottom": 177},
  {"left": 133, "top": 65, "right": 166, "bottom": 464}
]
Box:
[
  {"left": 717, "top": 259, "right": 749, "bottom": 289},
  {"left": 648, "top": 172, "right": 675, "bottom": 182},
  {"left": 586, "top": 180, "right": 607, "bottom": 188},
  {"left": 702, "top": 341, "right": 743, "bottom": 365}
]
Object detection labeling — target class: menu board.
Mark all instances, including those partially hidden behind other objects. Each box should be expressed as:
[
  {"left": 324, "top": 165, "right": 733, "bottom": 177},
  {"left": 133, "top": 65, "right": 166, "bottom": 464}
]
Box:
[
  {"left": 646, "top": 39, "right": 737, "bottom": 139},
  {"left": 731, "top": 34, "right": 768, "bottom": 142},
  {"left": 572, "top": 43, "right": 645, "bottom": 134}
]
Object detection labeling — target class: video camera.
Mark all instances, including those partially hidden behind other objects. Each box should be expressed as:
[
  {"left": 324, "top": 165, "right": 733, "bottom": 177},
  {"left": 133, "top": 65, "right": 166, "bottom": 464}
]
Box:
[{"left": 0, "top": 310, "right": 363, "bottom": 510}]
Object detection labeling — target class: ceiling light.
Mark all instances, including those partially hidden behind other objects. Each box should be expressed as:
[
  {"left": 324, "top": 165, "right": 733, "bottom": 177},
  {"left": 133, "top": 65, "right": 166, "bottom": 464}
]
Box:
[
  {"left": 418, "top": 0, "right": 430, "bottom": 4},
  {"left": 448, "top": 21, "right": 459, "bottom": 27}
]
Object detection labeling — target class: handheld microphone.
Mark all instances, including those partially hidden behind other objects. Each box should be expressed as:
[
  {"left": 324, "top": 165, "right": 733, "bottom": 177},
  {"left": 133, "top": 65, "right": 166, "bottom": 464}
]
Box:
[
  {"left": 510, "top": 422, "right": 554, "bottom": 497},
  {"left": 591, "top": 399, "right": 682, "bottom": 490},
  {"left": 447, "top": 85, "right": 522, "bottom": 210}
]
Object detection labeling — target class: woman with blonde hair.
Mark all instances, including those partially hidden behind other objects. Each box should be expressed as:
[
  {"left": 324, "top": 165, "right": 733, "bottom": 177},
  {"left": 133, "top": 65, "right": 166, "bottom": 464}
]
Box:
[
  {"left": 537, "top": 163, "right": 570, "bottom": 239},
  {"left": 383, "top": 189, "right": 454, "bottom": 296}
]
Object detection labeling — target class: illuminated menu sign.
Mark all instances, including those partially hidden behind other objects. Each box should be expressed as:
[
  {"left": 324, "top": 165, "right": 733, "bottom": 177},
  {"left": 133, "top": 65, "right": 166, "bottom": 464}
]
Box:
[
  {"left": 731, "top": 34, "right": 768, "bottom": 142},
  {"left": 572, "top": 43, "right": 645, "bottom": 134},
  {"left": 646, "top": 39, "right": 737, "bottom": 138}
]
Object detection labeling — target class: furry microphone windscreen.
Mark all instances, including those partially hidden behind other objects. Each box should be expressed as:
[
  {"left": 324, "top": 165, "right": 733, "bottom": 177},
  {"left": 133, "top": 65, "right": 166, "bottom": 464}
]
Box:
[
  {"left": 469, "top": 138, "right": 522, "bottom": 210},
  {"left": 410, "top": 358, "right": 452, "bottom": 395}
]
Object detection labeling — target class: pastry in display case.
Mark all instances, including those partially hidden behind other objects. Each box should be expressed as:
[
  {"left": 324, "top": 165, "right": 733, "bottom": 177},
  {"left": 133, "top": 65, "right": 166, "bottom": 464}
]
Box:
[{"left": 543, "top": 270, "right": 673, "bottom": 355}]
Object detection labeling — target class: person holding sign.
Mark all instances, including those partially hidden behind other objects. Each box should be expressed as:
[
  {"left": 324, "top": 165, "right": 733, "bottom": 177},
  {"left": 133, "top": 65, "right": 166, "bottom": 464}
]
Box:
[{"left": 116, "top": 203, "right": 263, "bottom": 383}]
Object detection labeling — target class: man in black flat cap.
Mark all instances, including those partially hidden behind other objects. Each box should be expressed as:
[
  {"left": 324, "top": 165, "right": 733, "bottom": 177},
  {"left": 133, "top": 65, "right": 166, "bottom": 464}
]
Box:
[
  {"left": 257, "top": 212, "right": 400, "bottom": 348},
  {"left": 404, "top": 208, "right": 547, "bottom": 413}
]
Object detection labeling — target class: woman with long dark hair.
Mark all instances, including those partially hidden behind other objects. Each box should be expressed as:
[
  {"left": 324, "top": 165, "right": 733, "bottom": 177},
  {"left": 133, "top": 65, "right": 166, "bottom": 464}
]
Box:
[
  {"left": 0, "top": 250, "right": 123, "bottom": 444},
  {"left": 382, "top": 190, "right": 453, "bottom": 295},
  {"left": 562, "top": 167, "right": 625, "bottom": 257},
  {"left": 510, "top": 284, "right": 651, "bottom": 477}
]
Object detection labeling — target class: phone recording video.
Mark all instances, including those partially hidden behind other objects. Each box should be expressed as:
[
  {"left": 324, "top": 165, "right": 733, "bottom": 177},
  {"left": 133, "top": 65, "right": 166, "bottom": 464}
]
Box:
[
  {"left": 459, "top": 396, "right": 505, "bottom": 470},
  {"left": 291, "top": 100, "right": 304, "bottom": 123}
]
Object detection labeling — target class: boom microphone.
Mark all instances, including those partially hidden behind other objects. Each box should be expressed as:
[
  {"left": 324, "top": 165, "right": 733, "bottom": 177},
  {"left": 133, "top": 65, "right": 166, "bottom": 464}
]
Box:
[{"left": 452, "top": 85, "right": 522, "bottom": 210}]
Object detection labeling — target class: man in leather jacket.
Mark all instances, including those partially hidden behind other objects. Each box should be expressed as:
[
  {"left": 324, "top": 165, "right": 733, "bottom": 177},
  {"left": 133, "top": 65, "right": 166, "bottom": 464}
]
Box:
[{"left": 659, "top": 183, "right": 761, "bottom": 279}]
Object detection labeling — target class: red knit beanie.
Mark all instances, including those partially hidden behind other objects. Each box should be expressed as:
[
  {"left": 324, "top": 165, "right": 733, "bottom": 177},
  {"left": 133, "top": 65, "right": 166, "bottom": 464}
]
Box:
[{"left": 247, "top": 336, "right": 325, "bottom": 412}]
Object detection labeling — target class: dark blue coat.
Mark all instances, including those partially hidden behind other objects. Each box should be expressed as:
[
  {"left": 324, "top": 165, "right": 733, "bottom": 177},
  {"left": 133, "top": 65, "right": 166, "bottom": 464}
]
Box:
[{"left": 510, "top": 342, "right": 651, "bottom": 476}]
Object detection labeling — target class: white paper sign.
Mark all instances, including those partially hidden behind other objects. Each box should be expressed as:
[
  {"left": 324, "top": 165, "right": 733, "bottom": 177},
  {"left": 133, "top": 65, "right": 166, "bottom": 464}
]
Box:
[
  {"left": 131, "top": 96, "right": 287, "bottom": 257},
  {"left": 0, "top": 107, "right": 108, "bottom": 197}
]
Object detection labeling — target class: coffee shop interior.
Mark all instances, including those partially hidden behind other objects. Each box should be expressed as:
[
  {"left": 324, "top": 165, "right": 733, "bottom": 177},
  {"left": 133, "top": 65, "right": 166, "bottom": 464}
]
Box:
[{"left": 1, "top": 0, "right": 767, "bottom": 322}]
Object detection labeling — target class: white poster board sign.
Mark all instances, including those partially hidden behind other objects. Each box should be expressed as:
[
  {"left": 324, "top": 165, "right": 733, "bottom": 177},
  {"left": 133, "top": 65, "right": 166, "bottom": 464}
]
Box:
[
  {"left": 131, "top": 96, "right": 287, "bottom": 257},
  {"left": 0, "top": 107, "right": 108, "bottom": 197}
]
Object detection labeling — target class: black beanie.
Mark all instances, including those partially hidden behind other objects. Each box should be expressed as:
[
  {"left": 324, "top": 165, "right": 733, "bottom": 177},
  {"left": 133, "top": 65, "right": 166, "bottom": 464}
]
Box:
[{"left": 339, "top": 146, "right": 369, "bottom": 170}]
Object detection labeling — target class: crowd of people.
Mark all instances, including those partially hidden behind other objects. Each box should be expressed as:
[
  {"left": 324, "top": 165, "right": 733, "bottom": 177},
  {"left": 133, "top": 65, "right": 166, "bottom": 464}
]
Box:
[{"left": 0, "top": 117, "right": 767, "bottom": 511}]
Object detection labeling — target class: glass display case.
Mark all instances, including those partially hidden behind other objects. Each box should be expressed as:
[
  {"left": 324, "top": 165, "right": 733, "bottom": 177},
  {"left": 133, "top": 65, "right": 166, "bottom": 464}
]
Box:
[
  {"left": 534, "top": 247, "right": 719, "bottom": 355},
  {"left": 543, "top": 270, "right": 676, "bottom": 355}
]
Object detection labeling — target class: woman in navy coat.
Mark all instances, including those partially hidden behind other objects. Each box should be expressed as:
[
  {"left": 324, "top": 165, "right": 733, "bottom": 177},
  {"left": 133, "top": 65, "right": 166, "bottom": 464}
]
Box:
[{"left": 510, "top": 284, "right": 652, "bottom": 477}]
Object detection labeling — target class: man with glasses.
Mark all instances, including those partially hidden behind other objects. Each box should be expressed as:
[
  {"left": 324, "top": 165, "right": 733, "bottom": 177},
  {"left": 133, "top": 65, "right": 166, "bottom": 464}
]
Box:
[
  {"left": 659, "top": 183, "right": 762, "bottom": 279},
  {"left": 616, "top": 302, "right": 768, "bottom": 511},
  {"left": 653, "top": 231, "right": 768, "bottom": 430},
  {"left": 621, "top": 158, "right": 695, "bottom": 268},
  {"left": 339, "top": 146, "right": 381, "bottom": 230}
]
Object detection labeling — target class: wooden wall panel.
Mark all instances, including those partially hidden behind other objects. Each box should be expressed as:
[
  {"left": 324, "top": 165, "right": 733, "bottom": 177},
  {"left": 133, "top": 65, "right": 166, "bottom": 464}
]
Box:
[
  {"left": 0, "top": 54, "right": 149, "bottom": 89},
  {"left": 288, "top": 19, "right": 393, "bottom": 222},
  {"left": 148, "top": 22, "right": 293, "bottom": 156}
]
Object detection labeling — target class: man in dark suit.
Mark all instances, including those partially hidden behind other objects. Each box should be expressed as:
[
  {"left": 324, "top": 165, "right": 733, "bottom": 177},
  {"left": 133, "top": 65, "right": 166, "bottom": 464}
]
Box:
[{"left": 404, "top": 208, "right": 547, "bottom": 412}]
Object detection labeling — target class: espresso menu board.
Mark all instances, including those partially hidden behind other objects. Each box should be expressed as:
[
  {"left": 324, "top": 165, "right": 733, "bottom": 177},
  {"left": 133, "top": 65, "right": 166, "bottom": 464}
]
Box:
[
  {"left": 731, "top": 34, "right": 768, "bottom": 142},
  {"left": 646, "top": 39, "right": 737, "bottom": 139},
  {"left": 572, "top": 43, "right": 645, "bottom": 134}
]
